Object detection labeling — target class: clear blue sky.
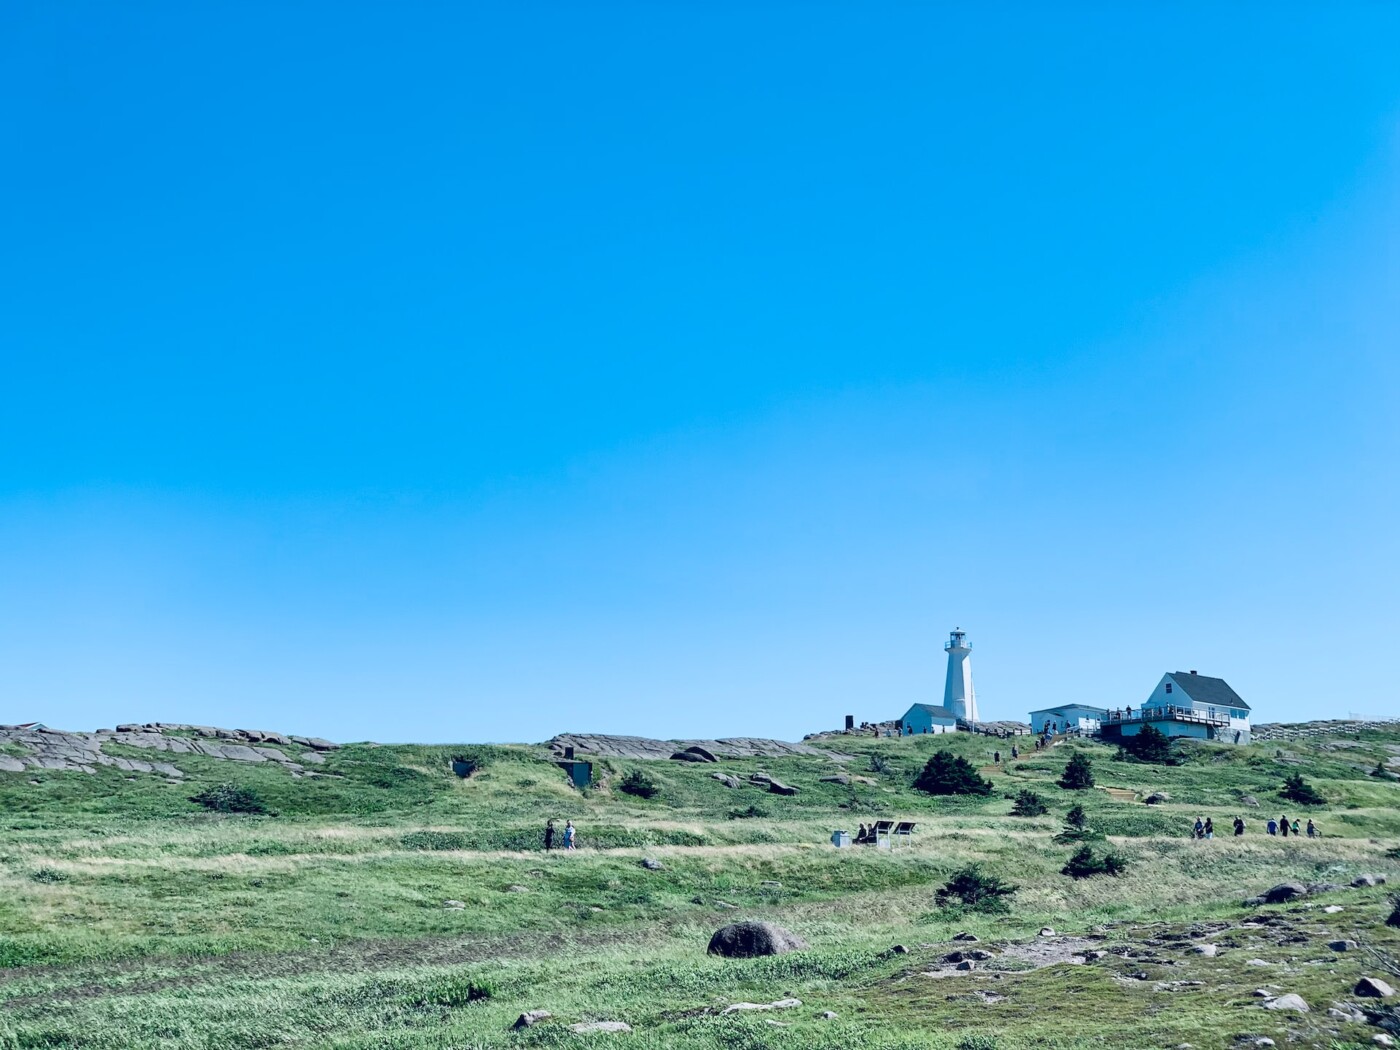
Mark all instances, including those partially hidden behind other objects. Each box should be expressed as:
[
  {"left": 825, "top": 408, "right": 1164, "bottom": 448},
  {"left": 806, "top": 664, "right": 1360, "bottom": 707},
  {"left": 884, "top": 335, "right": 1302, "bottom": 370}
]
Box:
[{"left": 3, "top": 5, "right": 1398, "bottom": 742}]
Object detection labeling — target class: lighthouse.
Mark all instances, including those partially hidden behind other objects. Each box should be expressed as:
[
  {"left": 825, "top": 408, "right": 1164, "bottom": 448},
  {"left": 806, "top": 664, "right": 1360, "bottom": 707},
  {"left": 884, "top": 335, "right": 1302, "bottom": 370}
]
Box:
[{"left": 943, "top": 628, "right": 978, "bottom": 723}]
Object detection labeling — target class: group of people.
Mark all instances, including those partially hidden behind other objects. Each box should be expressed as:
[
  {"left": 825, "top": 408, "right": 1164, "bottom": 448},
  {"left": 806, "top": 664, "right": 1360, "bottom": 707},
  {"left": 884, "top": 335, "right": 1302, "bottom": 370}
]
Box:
[
  {"left": 853, "top": 823, "right": 881, "bottom": 844},
  {"left": 1192, "top": 815, "right": 1318, "bottom": 839},
  {"left": 543, "top": 819, "right": 577, "bottom": 850}
]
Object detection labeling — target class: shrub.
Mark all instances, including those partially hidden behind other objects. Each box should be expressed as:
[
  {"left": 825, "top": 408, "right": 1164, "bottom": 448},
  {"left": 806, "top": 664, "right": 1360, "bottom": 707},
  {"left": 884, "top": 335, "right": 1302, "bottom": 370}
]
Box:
[
  {"left": 935, "top": 865, "right": 1017, "bottom": 913},
  {"left": 619, "top": 769, "right": 659, "bottom": 799},
  {"left": 1061, "top": 844, "right": 1127, "bottom": 879},
  {"left": 1387, "top": 896, "right": 1400, "bottom": 929},
  {"left": 1372, "top": 760, "right": 1390, "bottom": 779},
  {"left": 1009, "top": 789, "right": 1048, "bottom": 817},
  {"left": 727, "top": 804, "right": 769, "bottom": 820},
  {"left": 1280, "top": 773, "right": 1325, "bottom": 806},
  {"left": 868, "top": 752, "right": 889, "bottom": 774},
  {"left": 1058, "top": 753, "right": 1095, "bottom": 790},
  {"left": 914, "top": 751, "right": 993, "bottom": 797},
  {"left": 1118, "top": 725, "right": 1176, "bottom": 764},
  {"left": 957, "top": 1037, "right": 999, "bottom": 1050},
  {"left": 1054, "top": 804, "right": 1103, "bottom": 843},
  {"left": 403, "top": 975, "right": 493, "bottom": 1008},
  {"left": 29, "top": 867, "right": 68, "bottom": 884},
  {"left": 1065, "top": 804, "right": 1088, "bottom": 829},
  {"left": 190, "top": 784, "right": 270, "bottom": 815}
]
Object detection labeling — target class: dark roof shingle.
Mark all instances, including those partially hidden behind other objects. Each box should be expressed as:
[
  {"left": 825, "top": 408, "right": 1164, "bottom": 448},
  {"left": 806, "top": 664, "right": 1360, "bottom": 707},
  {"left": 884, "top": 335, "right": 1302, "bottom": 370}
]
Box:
[{"left": 1168, "top": 672, "right": 1249, "bottom": 711}]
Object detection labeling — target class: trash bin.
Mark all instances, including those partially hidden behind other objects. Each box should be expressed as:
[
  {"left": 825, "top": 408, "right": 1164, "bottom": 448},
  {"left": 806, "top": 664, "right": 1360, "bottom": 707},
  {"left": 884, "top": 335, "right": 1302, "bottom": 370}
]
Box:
[{"left": 831, "top": 830, "right": 850, "bottom": 848}]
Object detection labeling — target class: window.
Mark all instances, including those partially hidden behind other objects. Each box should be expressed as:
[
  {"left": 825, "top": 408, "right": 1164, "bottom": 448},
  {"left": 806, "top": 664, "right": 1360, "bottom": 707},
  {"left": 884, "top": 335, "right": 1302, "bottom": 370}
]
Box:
[{"left": 1165, "top": 683, "right": 1172, "bottom": 694}]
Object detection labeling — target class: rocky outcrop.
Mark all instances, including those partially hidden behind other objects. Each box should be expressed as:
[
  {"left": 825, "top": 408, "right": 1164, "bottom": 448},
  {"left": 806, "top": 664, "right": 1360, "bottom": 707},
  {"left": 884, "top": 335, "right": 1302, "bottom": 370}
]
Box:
[
  {"left": 1252, "top": 718, "right": 1400, "bottom": 742},
  {"left": 0, "top": 723, "right": 338, "bottom": 779},
  {"left": 546, "top": 733, "right": 845, "bottom": 761},
  {"left": 707, "top": 921, "right": 807, "bottom": 958}
]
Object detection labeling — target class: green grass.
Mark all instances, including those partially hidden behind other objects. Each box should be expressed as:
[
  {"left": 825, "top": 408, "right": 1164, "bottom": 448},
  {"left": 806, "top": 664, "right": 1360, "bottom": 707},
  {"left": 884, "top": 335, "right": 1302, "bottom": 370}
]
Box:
[{"left": 1, "top": 727, "right": 1398, "bottom": 1048}]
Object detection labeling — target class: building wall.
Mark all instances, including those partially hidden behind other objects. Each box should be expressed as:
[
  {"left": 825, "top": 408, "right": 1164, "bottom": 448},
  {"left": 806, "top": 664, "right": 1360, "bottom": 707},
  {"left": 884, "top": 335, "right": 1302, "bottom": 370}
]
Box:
[
  {"left": 1029, "top": 706, "right": 1104, "bottom": 735},
  {"left": 902, "top": 706, "right": 957, "bottom": 735}
]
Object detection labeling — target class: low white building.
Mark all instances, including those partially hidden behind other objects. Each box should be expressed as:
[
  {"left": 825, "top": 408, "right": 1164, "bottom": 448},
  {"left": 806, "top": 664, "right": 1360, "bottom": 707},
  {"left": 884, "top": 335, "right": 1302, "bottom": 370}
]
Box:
[
  {"left": 1103, "top": 671, "right": 1251, "bottom": 744},
  {"left": 900, "top": 703, "right": 958, "bottom": 735},
  {"left": 1028, "top": 704, "right": 1105, "bottom": 736}
]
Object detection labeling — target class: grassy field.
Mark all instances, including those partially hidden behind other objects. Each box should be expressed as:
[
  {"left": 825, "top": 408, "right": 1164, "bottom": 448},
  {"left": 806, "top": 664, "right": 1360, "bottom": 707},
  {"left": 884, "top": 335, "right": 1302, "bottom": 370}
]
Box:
[{"left": 2, "top": 727, "right": 1399, "bottom": 1049}]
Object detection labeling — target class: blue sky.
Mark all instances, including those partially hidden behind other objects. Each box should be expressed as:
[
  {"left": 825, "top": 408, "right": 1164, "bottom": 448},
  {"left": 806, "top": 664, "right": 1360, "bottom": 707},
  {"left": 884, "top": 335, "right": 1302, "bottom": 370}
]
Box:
[{"left": 3, "top": 4, "right": 1398, "bottom": 742}]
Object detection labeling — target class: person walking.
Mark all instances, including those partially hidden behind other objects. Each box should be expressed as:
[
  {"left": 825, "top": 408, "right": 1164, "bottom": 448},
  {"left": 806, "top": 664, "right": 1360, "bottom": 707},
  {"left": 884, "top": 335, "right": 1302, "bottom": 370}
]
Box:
[
  {"left": 1011, "top": 745, "right": 1019, "bottom": 760},
  {"left": 994, "top": 750, "right": 1001, "bottom": 766},
  {"left": 1306, "top": 818, "right": 1317, "bottom": 838},
  {"left": 544, "top": 819, "right": 556, "bottom": 851},
  {"left": 1233, "top": 816, "right": 1245, "bottom": 836},
  {"left": 563, "top": 820, "right": 576, "bottom": 849},
  {"left": 1291, "top": 818, "right": 1301, "bottom": 837},
  {"left": 1266, "top": 817, "right": 1278, "bottom": 835},
  {"left": 1279, "top": 814, "right": 1290, "bottom": 838},
  {"left": 1193, "top": 817, "right": 1205, "bottom": 840},
  {"left": 1204, "top": 817, "right": 1214, "bottom": 840}
]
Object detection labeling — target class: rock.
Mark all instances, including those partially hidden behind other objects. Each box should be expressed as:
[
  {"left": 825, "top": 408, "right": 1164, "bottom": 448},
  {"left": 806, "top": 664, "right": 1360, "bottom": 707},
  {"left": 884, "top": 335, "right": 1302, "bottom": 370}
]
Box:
[
  {"left": 1245, "top": 959, "right": 1271, "bottom": 967},
  {"left": 1191, "top": 944, "right": 1218, "bottom": 957},
  {"left": 1374, "top": 1035, "right": 1395, "bottom": 1048},
  {"left": 767, "top": 780, "right": 799, "bottom": 796},
  {"left": 1241, "top": 897, "right": 1266, "bottom": 907},
  {"left": 299, "top": 751, "right": 326, "bottom": 765},
  {"left": 505, "top": 884, "right": 529, "bottom": 893},
  {"left": 1307, "top": 882, "right": 1342, "bottom": 894},
  {"left": 711, "top": 773, "right": 742, "bottom": 789},
  {"left": 1355, "top": 977, "right": 1396, "bottom": 999},
  {"left": 1241, "top": 794, "right": 1260, "bottom": 807},
  {"left": 1261, "top": 993, "right": 1309, "bottom": 1012},
  {"left": 1352, "top": 874, "right": 1387, "bottom": 888},
  {"left": 722, "top": 998, "right": 801, "bottom": 1014},
  {"left": 952, "top": 932, "right": 980, "bottom": 942},
  {"left": 1145, "top": 792, "right": 1171, "bottom": 805},
  {"left": 443, "top": 900, "right": 466, "bottom": 909},
  {"left": 1232, "top": 1038, "right": 1275, "bottom": 1048},
  {"left": 568, "top": 1021, "right": 632, "bottom": 1034},
  {"left": 760, "top": 881, "right": 781, "bottom": 889},
  {"left": 641, "top": 858, "right": 663, "bottom": 871},
  {"left": 955, "top": 960, "right": 976, "bottom": 971},
  {"left": 1085, "top": 950, "right": 1108, "bottom": 960},
  {"left": 820, "top": 1011, "right": 838, "bottom": 1019},
  {"left": 1038, "top": 927, "right": 1055, "bottom": 937},
  {"left": 0, "top": 755, "right": 24, "bottom": 772},
  {"left": 669, "top": 750, "right": 712, "bottom": 763},
  {"left": 1323, "top": 905, "right": 1344, "bottom": 913},
  {"left": 707, "top": 921, "right": 808, "bottom": 958},
  {"left": 819, "top": 774, "right": 851, "bottom": 785},
  {"left": 513, "top": 1010, "right": 552, "bottom": 1029},
  {"left": 945, "top": 949, "right": 994, "bottom": 963},
  {"left": 1328, "top": 939, "right": 1357, "bottom": 952},
  {"left": 1261, "top": 882, "right": 1307, "bottom": 904}
]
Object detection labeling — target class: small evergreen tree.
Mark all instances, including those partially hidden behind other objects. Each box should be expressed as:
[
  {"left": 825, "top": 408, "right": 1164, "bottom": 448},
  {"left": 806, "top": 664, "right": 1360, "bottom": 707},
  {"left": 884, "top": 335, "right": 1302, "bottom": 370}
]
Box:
[
  {"left": 619, "top": 769, "right": 659, "bottom": 799},
  {"left": 1058, "top": 752, "right": 1095, "bottom": 790},
  {"left": 1119, "top": 724, "right": 1175, "bottom": 764},
  {"left": 1009, "top": 788, "right": 1048, "bottom": 816},
  {"left": 914, "top": 751, "right": 993, "bottom": 797},
  {"left": 1387, "top": 895, "right": 1400, "bottom": 929},
  {"left": 935, "top": 865, "right": 1018, "bottom": 913},
  {"left": 1054, "top": 803, "right": 1102, "bottom": 843},
  {"left": 1065, "top": 803, "right": 1088, "bottom": 829},
  {"left": 1370, "top": 759, "right": 1389, "bottom": 779},
  {"left": 1061, "top": 844, "right": 1128, "bottom": 879},
  {"left": 1280, "top": 772, "right": 1325, "bottom": 805},
  {"left": 190, "top": 784, "right": 270, "bottom": 815}
]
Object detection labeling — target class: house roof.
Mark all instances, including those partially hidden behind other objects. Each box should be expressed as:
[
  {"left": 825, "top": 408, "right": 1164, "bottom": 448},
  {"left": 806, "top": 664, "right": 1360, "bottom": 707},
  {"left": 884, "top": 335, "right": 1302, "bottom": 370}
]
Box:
[
  {"left": 1029, "top": 704, "right": 1107, "bottom": 716},
  {"left": 904, "top": 703, "right": 957, "bottom": 720},
  {"left": 1168, "top": 672, "right": 1249, "bottom": 711}
]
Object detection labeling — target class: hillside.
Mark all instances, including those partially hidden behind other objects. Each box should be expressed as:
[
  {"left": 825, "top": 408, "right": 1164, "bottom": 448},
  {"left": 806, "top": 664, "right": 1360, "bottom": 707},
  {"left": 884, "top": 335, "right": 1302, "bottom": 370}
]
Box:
[{"left": 2, "top": 720, "right": 1399, "bottom": 1049}]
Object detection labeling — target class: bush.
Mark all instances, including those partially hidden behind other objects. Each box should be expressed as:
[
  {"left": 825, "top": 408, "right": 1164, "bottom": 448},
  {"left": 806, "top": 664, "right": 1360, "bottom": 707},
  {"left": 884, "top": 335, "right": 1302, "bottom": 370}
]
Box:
[
  {"left": 868, "top": 752, "right": 889, "bottom": 774},
  {"left": 1054, "top": 803, "right": 1103, "bottom": 843},
  {"left": 957, "top": 1037, "right": 999, "bottom": 1050},
  {"left": 1387, "top": 896, "right": 1400, "bottom": 929},
  {"left": 935, "top": 865, "right": 1017, "bottom": 913},
  {"left": 190, "top": 784, "right": 271, "bottom": 815},
  {"left": 1280, "top": 773, "right": 1325, "bottom": 805},
  {"left": 1061, "top": 844, "right": 1127, "bottom": 879},
  {"left": 618, "top": 769, "right": 659, "bottom": 799},
  {"left": 29, "top": 867, "right": 68, "bottom": 884},
  {"left": 1009, "top": 788, "right": 1048, "bottom": 817},
  {"left": 1117, "top": 724, "right": 1176, "bottom": 764},
  {"left": 1058, "top": 753, "right": 1095, "bottom": 790},
  {"left": 914, "top": 751, "right": 993, "bottom": 796}
]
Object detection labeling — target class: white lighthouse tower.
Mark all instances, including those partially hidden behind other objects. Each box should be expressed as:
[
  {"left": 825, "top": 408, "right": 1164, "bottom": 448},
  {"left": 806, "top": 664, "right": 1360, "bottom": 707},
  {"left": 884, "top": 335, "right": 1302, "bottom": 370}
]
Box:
[{"left": 943, "top": 628, "right": 979, "bottom": 723}]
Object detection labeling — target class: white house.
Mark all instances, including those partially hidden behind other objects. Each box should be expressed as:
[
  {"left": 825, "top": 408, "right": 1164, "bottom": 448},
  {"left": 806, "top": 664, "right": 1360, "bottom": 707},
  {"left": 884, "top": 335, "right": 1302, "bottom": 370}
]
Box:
[
  {"left": 900, "top": 703, "right": 958, "bottom": 735},
  {"left": 1028, "top": 704, "right": 1105, "bottom": 736},
  {"left": 1103, "top": 671, "right": 1251, "bottom": 744}
]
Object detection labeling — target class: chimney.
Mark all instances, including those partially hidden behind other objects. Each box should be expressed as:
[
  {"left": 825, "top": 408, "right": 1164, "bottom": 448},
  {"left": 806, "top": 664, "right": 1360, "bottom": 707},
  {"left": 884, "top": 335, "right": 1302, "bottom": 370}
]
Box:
[
  {"left": 844, "top": 715, "right": 855, "bottom": 731},
  {"left": 1189, "top": 670, "right": 1197, "bottom": 675}
]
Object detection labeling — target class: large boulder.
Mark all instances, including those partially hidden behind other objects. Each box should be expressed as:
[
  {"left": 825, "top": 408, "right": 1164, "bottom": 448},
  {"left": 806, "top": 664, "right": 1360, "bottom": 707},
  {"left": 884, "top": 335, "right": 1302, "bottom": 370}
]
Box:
[
  {"left": 1260, "top": 882, "right": 1307, "bottom": 904},
  {"left": 1355, "top": 977, "right": 1396, "bottom": 999},
  {"left": 707, "top": 921, "right": 808, "bottom": 958},
  {"left": 767, "top": 780, "right": 799, "bottom": 796}
]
